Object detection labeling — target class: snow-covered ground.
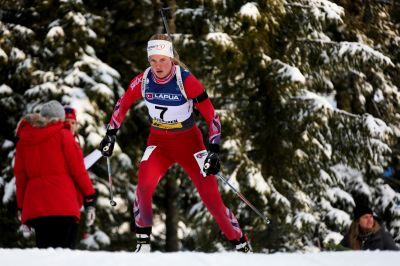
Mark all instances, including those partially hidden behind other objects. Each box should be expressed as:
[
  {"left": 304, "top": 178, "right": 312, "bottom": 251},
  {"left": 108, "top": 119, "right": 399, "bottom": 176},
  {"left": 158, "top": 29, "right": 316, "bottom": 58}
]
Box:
[{"left": 1, "top": 249, "right": 399, "bottom": 266}]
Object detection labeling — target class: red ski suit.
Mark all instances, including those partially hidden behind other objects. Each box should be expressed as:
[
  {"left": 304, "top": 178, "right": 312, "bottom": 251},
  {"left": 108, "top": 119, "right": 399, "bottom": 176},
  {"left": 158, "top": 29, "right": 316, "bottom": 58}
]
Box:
[{"left": 109, "top": 66, "right": 243, "bottom": 240}]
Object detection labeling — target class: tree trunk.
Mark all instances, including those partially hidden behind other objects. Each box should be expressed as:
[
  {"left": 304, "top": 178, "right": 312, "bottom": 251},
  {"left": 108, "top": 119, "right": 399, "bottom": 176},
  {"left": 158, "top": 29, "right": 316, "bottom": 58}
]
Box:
[
  {"left": 162, "top": 0, "right": 179, "bottom": 252},
  {"left": 165, "top": 174, "right": 179, "bottom": 251}
]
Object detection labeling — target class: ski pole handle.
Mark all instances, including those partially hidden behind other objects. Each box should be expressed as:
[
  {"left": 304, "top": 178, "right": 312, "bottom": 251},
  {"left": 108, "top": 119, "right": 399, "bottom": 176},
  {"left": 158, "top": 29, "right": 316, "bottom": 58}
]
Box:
[{"left": 106, "top": 157, "right": 117, "bottom": 207}]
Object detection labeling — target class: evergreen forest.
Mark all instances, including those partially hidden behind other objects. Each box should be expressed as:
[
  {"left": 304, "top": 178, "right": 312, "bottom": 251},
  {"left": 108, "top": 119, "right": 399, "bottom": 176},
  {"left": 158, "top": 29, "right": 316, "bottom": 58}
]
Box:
[{"left": 1, "top": 0, "right": 400, "bottom": 252}]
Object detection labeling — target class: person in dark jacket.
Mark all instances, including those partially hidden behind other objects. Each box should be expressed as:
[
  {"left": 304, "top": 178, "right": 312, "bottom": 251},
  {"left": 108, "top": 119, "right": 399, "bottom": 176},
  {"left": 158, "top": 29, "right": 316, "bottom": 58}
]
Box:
[
  {"left": 14, "top": 100, "right": 96, "bottom": 249},
  {"left": 340, "top": 204, "right": 399, "bottom": 250}
]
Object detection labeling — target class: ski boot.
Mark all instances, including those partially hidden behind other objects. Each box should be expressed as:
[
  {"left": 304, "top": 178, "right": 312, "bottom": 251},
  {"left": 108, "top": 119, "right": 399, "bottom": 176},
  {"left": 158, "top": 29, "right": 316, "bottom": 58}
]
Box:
[
  {"left": 135, "top": 233, "right": 151, "bottom": 253},
  {"left": 231, "top": 234, "right": 252, "bottom": 253}
]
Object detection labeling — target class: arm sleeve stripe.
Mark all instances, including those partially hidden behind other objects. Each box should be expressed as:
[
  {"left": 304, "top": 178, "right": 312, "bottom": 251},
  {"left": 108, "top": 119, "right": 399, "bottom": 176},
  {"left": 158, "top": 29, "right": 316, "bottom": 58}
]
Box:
[{"left": 192, "top": 91, "right": 209, "bottom": 104}]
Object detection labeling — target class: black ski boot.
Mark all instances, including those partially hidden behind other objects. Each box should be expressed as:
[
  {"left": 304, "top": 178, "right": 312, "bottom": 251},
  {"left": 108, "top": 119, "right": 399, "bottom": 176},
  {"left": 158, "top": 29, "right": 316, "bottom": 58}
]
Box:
[
  {"left": 134, "top": 226, "right": 151, "bottom": 253},
  {"left": 230, "top": 234, "right": 252, "bottom": 253},
  {"left": 135, "top": 234, "right": 151, "bottom": 253}
]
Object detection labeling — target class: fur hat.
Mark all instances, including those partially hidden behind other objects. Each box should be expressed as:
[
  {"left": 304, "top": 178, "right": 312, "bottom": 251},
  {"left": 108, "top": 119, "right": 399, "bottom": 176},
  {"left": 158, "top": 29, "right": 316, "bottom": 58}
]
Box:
[
  {"left": 40, "top": 100, "right": 65, "bottom": 120},
  {"left": 64, "top": 106, "right": 77, "bottom": 121},
  {"left": 353, "top": 204, "right": 373, "bottom": 220}
]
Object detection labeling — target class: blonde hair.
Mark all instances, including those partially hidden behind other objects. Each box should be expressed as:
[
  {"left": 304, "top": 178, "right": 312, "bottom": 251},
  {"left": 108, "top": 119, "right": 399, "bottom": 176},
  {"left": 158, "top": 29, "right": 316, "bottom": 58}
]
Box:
[{"left": 149, "top": 34, "right": 188, "bottom": 70}]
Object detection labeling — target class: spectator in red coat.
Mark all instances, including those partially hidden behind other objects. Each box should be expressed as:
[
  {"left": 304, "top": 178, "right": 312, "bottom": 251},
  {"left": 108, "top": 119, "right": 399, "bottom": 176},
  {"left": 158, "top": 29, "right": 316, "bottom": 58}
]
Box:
[{"left": 14, "top": 100, "right": 96, "bottom": 249}]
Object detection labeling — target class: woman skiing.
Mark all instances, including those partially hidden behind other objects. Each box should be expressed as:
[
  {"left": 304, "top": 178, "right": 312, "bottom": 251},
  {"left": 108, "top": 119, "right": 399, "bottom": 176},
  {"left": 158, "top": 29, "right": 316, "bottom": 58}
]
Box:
[{"left": 100, "top": 34, "right": 250, "bottom": 252}]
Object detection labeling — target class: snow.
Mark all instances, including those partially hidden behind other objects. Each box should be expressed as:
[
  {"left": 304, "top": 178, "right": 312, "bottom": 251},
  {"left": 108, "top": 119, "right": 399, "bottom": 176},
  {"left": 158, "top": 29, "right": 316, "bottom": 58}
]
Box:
[
  {"left": 322, "top": 91, "right": 337, "bottom": 108},
  {"left": 10, "top": 47, "right": 26, "bottom": 61},
  {"left": 80, "top": 230, "right": 110, "bottom": 249},
  {"left": 320, "top": 169, "right": 333, "bottom": 184},
  {"left": 2, "top": 0, "right": 400, "bottom": 258},
  {"left": 0, "top": 48, "right": 8, "bottom": 62},
  {"left": 309, "top": 0, "right": 344, "bottom": 23},
  {"left": 2, "top": 177, "right": 15, "bottom": 204},
  {"left": 337, "top": 42, "right": 393, "bottom": 66},
  {"left": 247, "top": 168, "right": 270, "bottom": 194},
  {"left": 206, "top": 32, "right": 236, "bottom": 49},
  {"left": 331, "top": 164, "right": 372, "bottom": 200},
  {"left": 0, "top": 84, "right": 12, "bottom": 94},
  {"left": 373, "top": 89, "right": 385, "bottom": 103},
  {"left": 326, "top": 187, "right": 354, "bottom": 206},
  {"left": 2, "top": 139, "right": 14, "bottom": 149},
  {"left": 271, "top": 189, "right": 291, "bottom": 209},
  {"left": 12, "top": 24, "right": 34, "bottom": 37},
  {"left": 259, "top": 53, "right": 271, "bottom": 68},
  {"left": 189, "top": 201, "right": 204, "bottom": 216},
  {"left": 376, "top": 183, "right": 400, "bottom": 210},
  {"left": 46, "top": 26, "right": 65, "bottom": 41},
  {"left": 67, "top": 11, "right": 86, "bottom": 27},
  {"left": 176, "top": 8, "right": 204, "bottom": 17},
  {"left": 1, "top": 249, "right": 400, "bottom": 266},
  {"left": 239, "top": 3, "right": 261, "bottom": 21},
  {"left": 324, "top": 231, "right": 344, "bottom": 244},
  {"left": 287, "top": 0, "right": 344, "bottom": 24},
  {"left": 25, "top": 82, "right": 60, "bottom": 98},
  {"left": 363, "top": 115, "right": 391, "bottom": 139},
  {"left": 294, "top": 191, "right": 313, "bottom": 210},
  {"left": 326, "top": 207, "right": 352, "bottom": 228},
  {"left": 78, "top": 54, "right": 121, "bottom": 84},
  {"left": 295, "top": 149, "right": 309, "bottom": 161},
  {"left": 293, "top": 212, "right": 317, "bottom": 229},
  {"left": 275, "top": 60, "right": 306, "bottom": 83},
  {"left": 297, "top": 90, "right": 335, "bottom": 110},
  {"left": 90, "top": 83, "right": 114, "bottom": 97},
  {"left": 85, "top": 132, "right": 103, "bottom": 148},
  {"left": 62, "top": 87, "right": 98, "bottom": 126},
  {"left": 117, "top": 153, "right": 133, "bottom": 169},
  {"left": 60, "top": 0, "right": 83, "bottom": 3}
]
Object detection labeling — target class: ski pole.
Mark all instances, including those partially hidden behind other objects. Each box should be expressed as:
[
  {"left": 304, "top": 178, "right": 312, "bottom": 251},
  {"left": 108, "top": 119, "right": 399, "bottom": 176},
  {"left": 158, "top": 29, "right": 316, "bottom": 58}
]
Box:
[
  {"left": 106, "top": 157, "right": 117, "bottom": 207},
  {"left": 216, "top": 173, "right": 271, "bottom": 224},
  {"left": 160, "top": 7, "right": 172, "bottom": 39}
]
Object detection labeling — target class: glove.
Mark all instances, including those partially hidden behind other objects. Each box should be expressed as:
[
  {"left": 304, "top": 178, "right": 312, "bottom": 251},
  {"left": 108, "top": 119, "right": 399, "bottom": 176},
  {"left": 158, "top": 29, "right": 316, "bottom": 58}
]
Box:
[
  {"left": 203, "top": 144, "right": 221, "bottom": 176},
  {"left": 84, "top": 194, "right": 97, "bottom": 226},
  {"left": 84, "top": 194, "right": 96, "bottom": 209},
  {"left": 100, "top": 128, "right": 118, "bottom": 157},
  {"left": 85, "top": 207, "right": 96, "bottom": 226}
]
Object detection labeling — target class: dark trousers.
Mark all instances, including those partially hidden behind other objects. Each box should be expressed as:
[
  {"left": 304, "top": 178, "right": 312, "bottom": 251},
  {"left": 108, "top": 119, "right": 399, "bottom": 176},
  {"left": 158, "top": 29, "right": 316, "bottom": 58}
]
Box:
[{"left": 28, "top": 216, "right": 78, "bottom": 249}]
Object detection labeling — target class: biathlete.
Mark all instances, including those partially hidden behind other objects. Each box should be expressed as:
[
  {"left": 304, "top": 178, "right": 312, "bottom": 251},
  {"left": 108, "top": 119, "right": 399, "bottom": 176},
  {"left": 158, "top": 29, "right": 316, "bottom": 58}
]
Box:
[{"left": 100, "top": 34, "right": 250, "bottom": 253}]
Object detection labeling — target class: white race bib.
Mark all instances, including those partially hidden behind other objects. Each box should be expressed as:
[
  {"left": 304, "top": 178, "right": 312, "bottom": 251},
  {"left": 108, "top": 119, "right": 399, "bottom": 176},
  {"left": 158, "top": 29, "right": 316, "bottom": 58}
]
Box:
[{"left": 193, "top": 150, "right": 208, "bottom": 177}]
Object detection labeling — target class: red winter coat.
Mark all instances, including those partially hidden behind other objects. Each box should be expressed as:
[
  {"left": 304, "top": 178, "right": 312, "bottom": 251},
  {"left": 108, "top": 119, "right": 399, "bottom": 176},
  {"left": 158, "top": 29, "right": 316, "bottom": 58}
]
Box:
[{"left": 14, "top": 114, "right": 95, "bottom": 224}]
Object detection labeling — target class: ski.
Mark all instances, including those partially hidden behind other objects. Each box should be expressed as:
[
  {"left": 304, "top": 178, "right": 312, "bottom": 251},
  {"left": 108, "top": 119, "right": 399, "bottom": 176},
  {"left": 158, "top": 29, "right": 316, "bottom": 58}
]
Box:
[{"left": 84, "top": 149, "right": 102, "bottom": 170}]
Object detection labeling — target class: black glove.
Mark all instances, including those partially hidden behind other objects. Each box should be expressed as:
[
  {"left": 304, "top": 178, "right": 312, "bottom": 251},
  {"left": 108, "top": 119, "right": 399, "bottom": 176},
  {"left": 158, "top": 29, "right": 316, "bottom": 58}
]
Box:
[
  {"left": 100, "top": 128, "right": 118, "bottom": 157},
  {"left": 84, "top": 194, "right": 97, "bottom": 227},
  {"left": 203, "top": 144, "right": 221, "bottom": 176},
  {"left": 84, "top": 194, "right": 97, "bottom": 209}
]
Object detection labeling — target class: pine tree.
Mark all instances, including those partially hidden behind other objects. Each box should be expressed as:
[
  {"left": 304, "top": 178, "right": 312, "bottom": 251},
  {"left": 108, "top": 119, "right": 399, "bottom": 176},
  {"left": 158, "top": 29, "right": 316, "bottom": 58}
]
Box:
[
  {"left": 174, "top": 0, "right": 400, "bottom": 251},
  {"left": 1, "top": 0, "right": 400, "bottom": 252},
  {"left": 0, "top": 0, "right": 132, "bottom": 249}
]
